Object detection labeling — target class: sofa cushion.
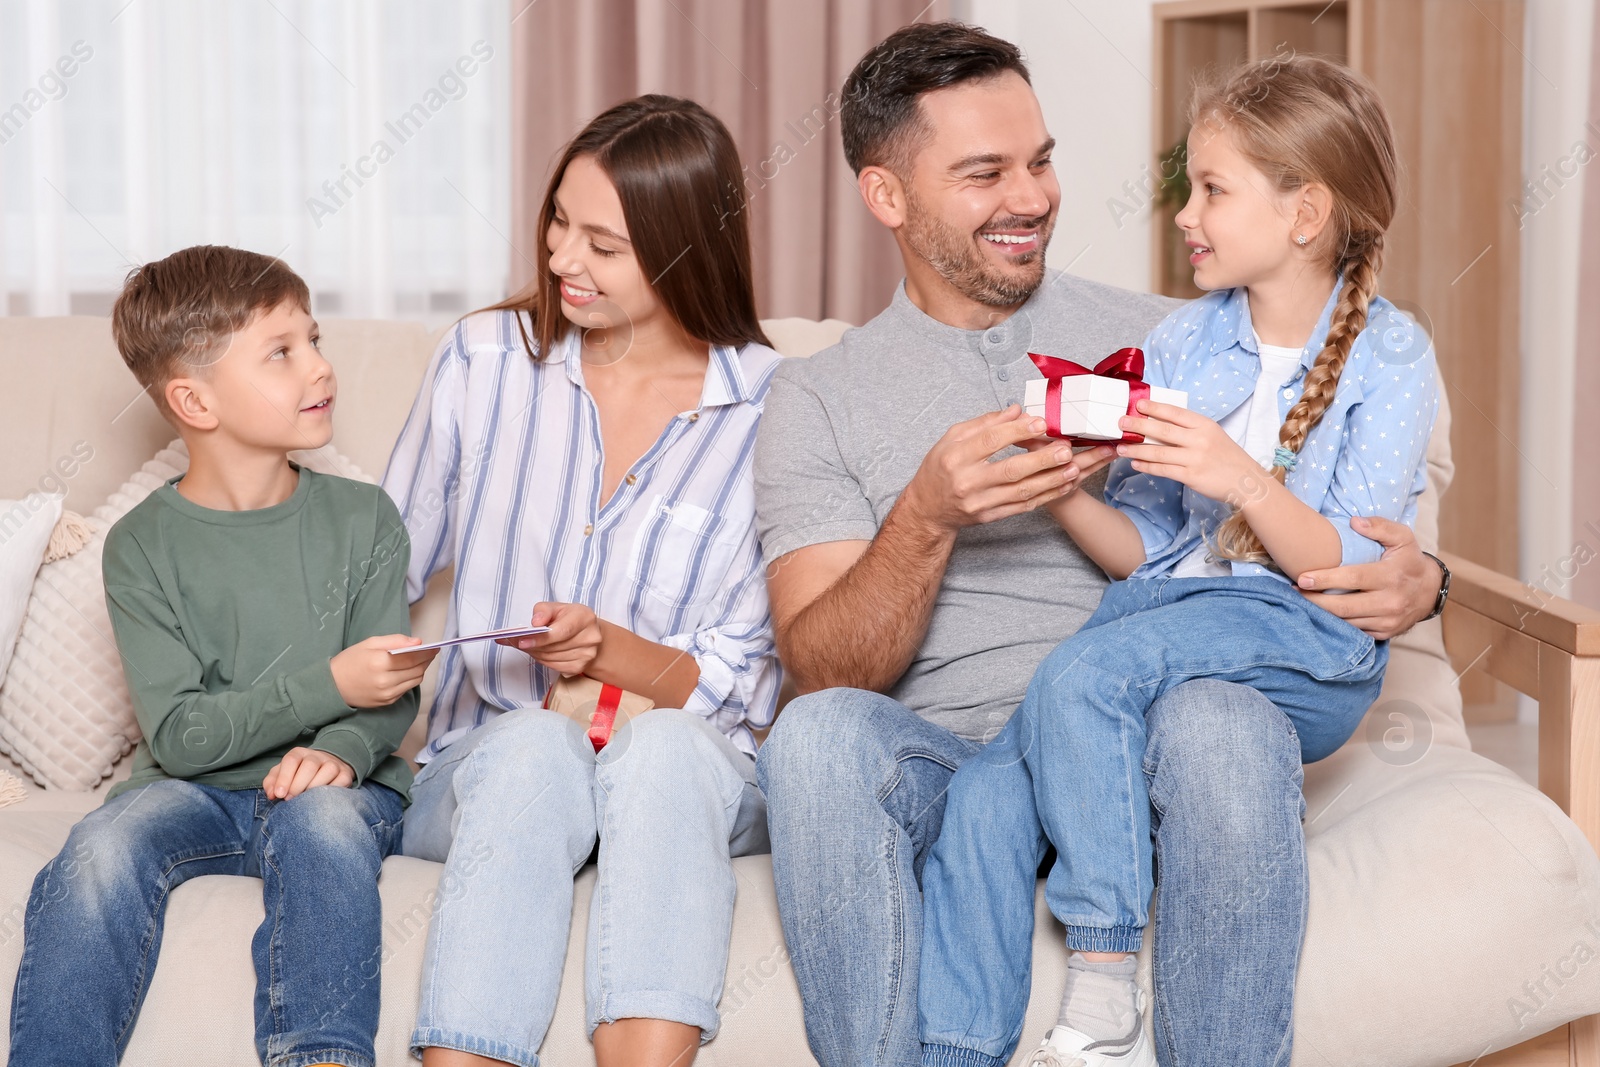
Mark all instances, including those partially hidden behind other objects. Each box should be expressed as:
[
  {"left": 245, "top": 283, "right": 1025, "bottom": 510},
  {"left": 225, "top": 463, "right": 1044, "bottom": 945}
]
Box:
[
  {"left": 0, "top": 317, "right": 441, "bottom": 514},
  {"left": 0, "top": 493, "right": 61, "bottom": 684},
  {"left": 1298, "top": 742, "right": 1600, "bottom": 1064},
  {"left": 0, "top": 445, "right": 185, "bottom": 790},
  {"left": 2, "top": 745, "right": 1596, "bottom": 1067}
]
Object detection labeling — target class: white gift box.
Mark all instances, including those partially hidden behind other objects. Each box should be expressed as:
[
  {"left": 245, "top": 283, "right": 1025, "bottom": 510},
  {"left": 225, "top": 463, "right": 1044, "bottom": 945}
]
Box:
[{"left": 1024, "top": 375, "right": 1189, "bottom": 441}]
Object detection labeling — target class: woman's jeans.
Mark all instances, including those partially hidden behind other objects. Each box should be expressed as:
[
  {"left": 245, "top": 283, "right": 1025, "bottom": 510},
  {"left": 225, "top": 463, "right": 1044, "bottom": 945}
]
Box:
[
  {"left": 401, "top": 706, "right": 769, "bottom": 1067},
  {"left": 918, "top": 575, "right": 1386, "bottom": 1067},
  {"left": 8, "top": 779, "right": 404, "bottom": 1067}
]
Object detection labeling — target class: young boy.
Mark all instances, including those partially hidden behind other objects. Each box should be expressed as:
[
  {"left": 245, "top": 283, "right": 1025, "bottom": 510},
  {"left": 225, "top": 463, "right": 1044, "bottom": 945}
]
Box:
[{"left": 7, "top": 245, "right": 437, "bottom": 1067}]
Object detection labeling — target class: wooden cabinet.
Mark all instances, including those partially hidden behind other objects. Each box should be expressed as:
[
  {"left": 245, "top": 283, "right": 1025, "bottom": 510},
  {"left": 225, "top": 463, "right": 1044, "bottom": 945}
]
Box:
[{"left": 1150, "top": 1, "right": 1523, "bottom": 587}]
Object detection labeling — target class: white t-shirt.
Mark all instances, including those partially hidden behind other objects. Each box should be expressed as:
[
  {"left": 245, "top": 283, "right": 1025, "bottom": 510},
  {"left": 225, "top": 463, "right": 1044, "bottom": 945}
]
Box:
[{"left": 1168, "top": 340, "right": 1305, "bottom": 578}]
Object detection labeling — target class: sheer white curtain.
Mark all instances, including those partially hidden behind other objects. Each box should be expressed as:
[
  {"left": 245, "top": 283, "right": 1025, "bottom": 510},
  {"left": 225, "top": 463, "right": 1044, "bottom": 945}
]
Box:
[{"left": 1, "top": 0, "right": 510, "bottom": 325}]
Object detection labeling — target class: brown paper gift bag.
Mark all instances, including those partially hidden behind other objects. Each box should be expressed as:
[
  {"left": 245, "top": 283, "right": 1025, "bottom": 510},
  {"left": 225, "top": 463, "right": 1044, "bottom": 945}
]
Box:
[{"left": 542, "top": 675, "right": 655, "bottom": 751}]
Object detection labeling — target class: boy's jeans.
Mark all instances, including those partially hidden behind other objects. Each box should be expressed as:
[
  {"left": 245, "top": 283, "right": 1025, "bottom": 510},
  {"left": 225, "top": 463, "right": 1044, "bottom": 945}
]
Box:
[
  {"left": 8, "top": 778, "right": 404, "bottom": 1067},
  {"left": 919, "top": 575, "right": 1386, "bottom": 1067}
]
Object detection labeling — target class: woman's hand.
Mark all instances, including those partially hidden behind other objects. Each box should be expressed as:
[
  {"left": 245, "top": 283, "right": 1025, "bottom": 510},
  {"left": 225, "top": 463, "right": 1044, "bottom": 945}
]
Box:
[
  {"left": 498, "top": 601, "right": 603, "bottom": 677},
  {"left": 1113, "top": 400, "right": 1263, "bottom": 505}
]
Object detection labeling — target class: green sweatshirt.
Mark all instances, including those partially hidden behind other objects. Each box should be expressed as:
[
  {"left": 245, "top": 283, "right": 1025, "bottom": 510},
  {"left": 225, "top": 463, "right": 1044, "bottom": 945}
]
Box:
[{"left": 102, "top": 466, "right": 415, "bottom": 805}]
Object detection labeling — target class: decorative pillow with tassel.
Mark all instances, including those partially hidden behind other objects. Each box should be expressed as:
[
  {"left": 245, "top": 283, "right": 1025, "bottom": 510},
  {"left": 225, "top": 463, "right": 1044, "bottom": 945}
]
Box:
[{"left": 0, "top": 441, "right": 375, "bottom": 790}]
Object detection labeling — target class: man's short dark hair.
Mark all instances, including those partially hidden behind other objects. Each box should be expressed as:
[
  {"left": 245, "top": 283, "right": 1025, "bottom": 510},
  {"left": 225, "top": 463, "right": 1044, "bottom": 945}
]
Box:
[{"left": 840, "top": 21, "right": 1030, "bottom": 176}]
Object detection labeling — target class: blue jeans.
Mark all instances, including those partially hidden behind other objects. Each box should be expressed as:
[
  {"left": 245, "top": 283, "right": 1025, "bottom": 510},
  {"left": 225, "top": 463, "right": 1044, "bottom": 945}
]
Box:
[
  {"left": 758, "top": 673, "right": 1312, "bottom": 1067},
  {"left": 8, "top": 778, "right": 404, "bottom": 1067},
  {"left": 919, "top": 576, "right": 1386, "bottom": 1067},
  {"left": 401, "top": 707, "right": 769, "bottom": 1067}
]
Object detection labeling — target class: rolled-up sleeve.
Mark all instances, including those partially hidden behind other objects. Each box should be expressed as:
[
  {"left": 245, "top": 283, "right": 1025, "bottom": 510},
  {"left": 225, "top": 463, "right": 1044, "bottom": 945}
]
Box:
[
  {"left": 1322, "top": 346, "right": 1440, "bottom": 566},
  {"left": 658, "top": 534, "right": 780, "bottom": 759},
  {"left": 1104, "top": 459, "right": 1188, "bottom": 566},
  {"left": 1102, "top": 324, "right": 1189, "bottom": 568}
]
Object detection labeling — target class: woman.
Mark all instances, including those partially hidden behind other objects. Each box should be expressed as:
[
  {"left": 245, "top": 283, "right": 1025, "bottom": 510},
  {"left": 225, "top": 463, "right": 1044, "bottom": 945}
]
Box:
[{"left": 383, "top": 95, "right": 782, "bottom": 1067}]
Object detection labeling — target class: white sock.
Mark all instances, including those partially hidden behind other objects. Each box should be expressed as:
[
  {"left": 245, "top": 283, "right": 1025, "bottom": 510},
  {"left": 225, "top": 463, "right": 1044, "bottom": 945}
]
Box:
[{"left": 1057, "top": 952, "right": 1140, "bottom": 1050}]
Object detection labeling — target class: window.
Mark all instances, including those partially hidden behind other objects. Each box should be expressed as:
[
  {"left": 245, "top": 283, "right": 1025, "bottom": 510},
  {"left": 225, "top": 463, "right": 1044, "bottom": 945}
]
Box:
[{"left": 1, "top": 0, "right": 511, "bottom": 326}]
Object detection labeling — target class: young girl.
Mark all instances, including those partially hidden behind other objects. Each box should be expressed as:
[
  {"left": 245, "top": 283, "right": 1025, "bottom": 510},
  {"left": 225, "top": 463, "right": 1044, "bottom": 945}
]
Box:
[{"left": 917, "top": 56, "right": 1438, "bottom": 1067}]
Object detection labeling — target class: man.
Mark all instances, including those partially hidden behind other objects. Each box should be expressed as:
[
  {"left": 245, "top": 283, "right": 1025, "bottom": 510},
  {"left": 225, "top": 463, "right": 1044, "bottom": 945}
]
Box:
[{"left": 753, "top": 21, "right": 1444, "bottom": 1067}]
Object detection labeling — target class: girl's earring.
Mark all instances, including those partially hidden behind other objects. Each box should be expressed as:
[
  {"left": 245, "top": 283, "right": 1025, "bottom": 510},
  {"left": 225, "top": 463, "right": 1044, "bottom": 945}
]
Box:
[{"left": 1295, "top": 233, "right": 1309, "bottom": 246}]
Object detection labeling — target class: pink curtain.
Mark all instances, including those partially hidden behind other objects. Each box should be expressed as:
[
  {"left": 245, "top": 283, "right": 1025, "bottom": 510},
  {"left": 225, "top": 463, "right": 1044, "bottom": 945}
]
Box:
[
  {"left": 509, "top": 0, "right": 947, "bottom": 325},
  {"left": 1576, "top": 10, "right": 1600, "bottom": 610}
]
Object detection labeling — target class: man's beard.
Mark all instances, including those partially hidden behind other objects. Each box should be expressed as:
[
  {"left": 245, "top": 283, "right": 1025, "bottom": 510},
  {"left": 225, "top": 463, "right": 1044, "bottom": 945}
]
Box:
[{"left": 902, "top": 189, "right": 1054, "bottom": 308}]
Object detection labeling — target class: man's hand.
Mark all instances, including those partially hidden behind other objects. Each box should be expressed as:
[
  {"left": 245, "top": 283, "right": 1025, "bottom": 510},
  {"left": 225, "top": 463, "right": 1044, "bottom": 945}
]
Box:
[
  {"left": 1296, "top": 515, "right": 1442, "bottom": 640},
  {"left": 330, "top": 635, "right": 437, "bottom": 708},
  {"left": 1019, "top": 439, "right": 1118, "bottom": 498},
  {"left": 899, "top": 406, "right": 1081, "bottom": 533},
  {"left": 263, "top": 747, "right": 354, "bottom": 800},
  {"left": 498, "top": 602, "right": 602, "bottom": 677}
]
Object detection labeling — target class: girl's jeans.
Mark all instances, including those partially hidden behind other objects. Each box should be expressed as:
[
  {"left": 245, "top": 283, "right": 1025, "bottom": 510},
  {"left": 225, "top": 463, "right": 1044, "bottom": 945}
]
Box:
[
  {"left": 401, "top": 707, "right": 769, "bottom": 1067},
  {"left": 8, "top": 779, "right": 404, "bottom": 1067},
  {"left": 920, "top": 575, "right": 1386, "bottom": 1067}
]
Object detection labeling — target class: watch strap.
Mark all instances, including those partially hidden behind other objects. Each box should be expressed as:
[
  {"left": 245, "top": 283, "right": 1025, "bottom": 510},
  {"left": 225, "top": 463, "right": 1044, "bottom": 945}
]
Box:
[{"left": 1421, "top": 550, "right": 1451, "bottom": 621}]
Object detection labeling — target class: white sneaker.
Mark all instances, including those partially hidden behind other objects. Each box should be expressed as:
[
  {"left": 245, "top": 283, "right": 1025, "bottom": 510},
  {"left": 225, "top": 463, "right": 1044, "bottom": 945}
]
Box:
[{"left": 1022, "top": 1018, "right": 1157, "bottom": 1067}]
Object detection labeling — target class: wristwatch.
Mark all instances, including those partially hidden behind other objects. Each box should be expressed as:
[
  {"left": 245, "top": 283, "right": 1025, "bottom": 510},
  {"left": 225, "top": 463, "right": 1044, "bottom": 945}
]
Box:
[{"left": 1421, "top": 551, "right": 1451, "bottom": 621}]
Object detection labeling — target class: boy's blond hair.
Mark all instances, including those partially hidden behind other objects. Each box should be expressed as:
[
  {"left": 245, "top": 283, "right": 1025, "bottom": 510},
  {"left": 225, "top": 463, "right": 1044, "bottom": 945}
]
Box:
[{"left": 110, "top": 245, "right": 311, "bottom": 421}]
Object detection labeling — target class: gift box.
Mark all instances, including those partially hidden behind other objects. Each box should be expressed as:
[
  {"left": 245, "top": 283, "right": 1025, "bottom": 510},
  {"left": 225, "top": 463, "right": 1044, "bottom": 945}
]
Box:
[
  {"left": 1023, "top": 376, "right": 1190, "bottom": 440},
  {"left": 1024, "top": 348, "right": 1189, "bottom": 444}
]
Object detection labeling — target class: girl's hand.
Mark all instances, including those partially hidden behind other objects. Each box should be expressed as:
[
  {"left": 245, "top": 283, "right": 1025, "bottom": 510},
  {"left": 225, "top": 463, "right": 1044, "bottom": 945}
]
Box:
[
  {"left": 498, "top": 602, "right": 602, "bottom": 677},
  {"left": 1113, "top": 400, "right": 1263, "bottom": 505}
]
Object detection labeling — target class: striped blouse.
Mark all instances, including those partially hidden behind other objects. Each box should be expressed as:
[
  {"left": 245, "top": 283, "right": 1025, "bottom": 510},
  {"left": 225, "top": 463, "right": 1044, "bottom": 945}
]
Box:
[{"left": 382, "top": 309, "right": 784, "bottom": 762}]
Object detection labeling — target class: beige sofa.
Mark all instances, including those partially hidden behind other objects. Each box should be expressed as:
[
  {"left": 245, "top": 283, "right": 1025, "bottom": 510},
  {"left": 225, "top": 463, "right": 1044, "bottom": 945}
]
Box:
[{"left": 0, "top": 314, "right": 1598, "bottom": 1067}]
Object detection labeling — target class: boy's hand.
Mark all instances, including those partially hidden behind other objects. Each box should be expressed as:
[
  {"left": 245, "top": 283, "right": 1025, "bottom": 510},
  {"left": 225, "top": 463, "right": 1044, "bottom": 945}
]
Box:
[
  {"left": 331, "top": 634, "right": 437, "bottom": 708},
  {"left": 263, "top": 747, "right": 354, "bottom": 800},
  {"left": 498, "top": 602, "right": 602, "bottom": 677}
]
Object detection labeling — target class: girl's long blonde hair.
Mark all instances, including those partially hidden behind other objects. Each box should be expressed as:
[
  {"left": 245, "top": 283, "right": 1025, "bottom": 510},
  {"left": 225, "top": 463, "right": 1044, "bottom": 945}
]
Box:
[{"left": 1195, "top": 54, "right": 1400, "bottom": 564}]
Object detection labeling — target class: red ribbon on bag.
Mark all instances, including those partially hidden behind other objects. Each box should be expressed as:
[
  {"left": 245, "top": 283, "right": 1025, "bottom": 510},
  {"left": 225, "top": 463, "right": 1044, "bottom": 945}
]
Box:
[
  {"left": 1027, "top": 347, "right": 1151, "bottom": 445},
  {"left": 588, "top": 683, "right": 623, "bottom": 752}
]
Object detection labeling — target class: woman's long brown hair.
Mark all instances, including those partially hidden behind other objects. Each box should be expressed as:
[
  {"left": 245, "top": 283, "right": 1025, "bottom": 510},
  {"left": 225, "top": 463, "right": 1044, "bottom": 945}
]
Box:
[
  {"left": 484, "top": 94, "right": 771, "bottom": 359},
  {"left": 1194, "top": 55, "right": 1400, "bottom": 564}
]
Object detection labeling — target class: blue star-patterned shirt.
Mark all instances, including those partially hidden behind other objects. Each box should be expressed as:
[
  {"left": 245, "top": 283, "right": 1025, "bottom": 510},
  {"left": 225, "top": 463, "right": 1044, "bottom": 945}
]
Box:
[{"left": 1105, "top": 283, "right": 1440, "bottom": 582}]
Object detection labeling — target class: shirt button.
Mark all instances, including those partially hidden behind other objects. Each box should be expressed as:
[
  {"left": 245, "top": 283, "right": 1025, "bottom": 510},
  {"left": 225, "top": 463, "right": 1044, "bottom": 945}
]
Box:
[
  {"left": 583, "top": 523, "right": 593, "bottom": 536},
  {"left": 996, "top": 367, "right": 1009, "bottom": 381},
  {"left": 1282, "top": 388, "right": 1294, "bottom": 398},
  {"left": 688, "top": 412, "right": 700, "bottom": 422},
  {"left": 625, "top": 474, "right": 637, "bottom": 486},
  {"left": 986, "top": 329, "right": 1005, "bottom": 345}
]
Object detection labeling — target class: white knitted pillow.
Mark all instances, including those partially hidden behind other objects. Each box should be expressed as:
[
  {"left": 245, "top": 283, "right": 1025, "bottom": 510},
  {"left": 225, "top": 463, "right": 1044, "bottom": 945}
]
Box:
[{"left": 0, "top": 440, "right": 375, "bottom": 789}]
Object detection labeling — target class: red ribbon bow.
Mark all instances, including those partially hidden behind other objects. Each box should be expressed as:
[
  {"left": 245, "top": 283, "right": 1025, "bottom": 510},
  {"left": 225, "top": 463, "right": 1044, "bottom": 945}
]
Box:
[{"left": 1027, "top": 347, "right": 1151, "bottom": 445}]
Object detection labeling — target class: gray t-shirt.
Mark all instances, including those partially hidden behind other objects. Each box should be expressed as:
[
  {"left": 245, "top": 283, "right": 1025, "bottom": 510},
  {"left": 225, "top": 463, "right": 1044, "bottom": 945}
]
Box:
[{"left": 754, "top": 270, "right": 1178, "bottom": 742}]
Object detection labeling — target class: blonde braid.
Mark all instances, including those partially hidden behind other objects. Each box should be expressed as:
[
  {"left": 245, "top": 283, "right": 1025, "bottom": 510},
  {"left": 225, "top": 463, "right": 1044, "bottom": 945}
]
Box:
[{"left": 1210, "top": 235, "right": 1384, "bottom": 564}]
